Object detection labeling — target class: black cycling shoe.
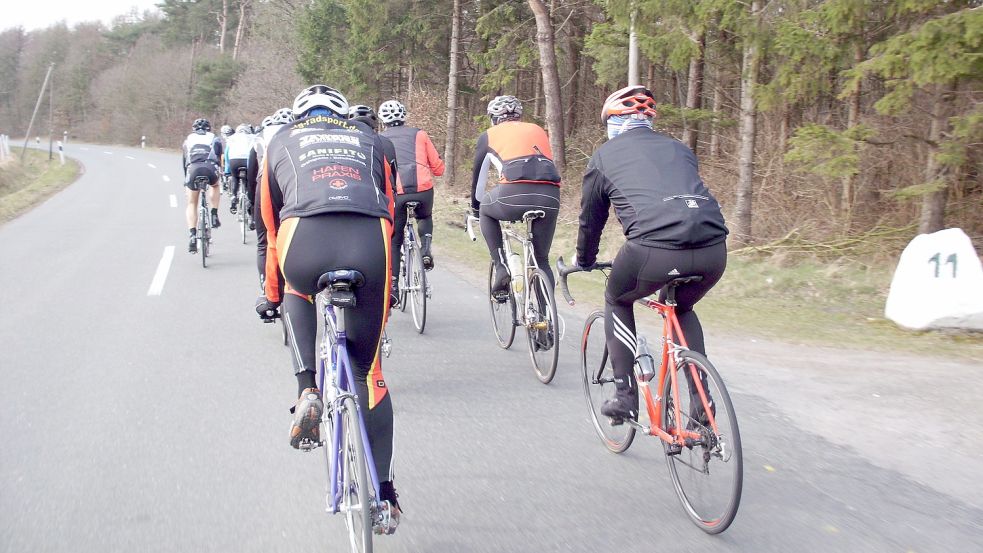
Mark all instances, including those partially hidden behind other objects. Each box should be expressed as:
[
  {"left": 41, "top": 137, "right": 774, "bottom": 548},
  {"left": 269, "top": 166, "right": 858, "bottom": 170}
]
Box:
[
  {"left": 188, "top": 235, "right": 197, "bottom": 254},
  {"left": 491, "top": 262, "right": 511, "bottom": 299},
  {"left": 211, "top": 211, "right": 221, "bottom": 228},
  {"left": 600, "top": 391, "right": 638, "bottom": 425},
  {"left": 230, "top": 198, "right": 238, "bottom": 214},
  {"left": 421, "top": 235, "right": 434, "bottom": 270},
  {"left": 289, "top": 388, "right": 323, "bottom": 450},
  {"left": 248, "top": 219, "right": 256, "bottom": 231}
]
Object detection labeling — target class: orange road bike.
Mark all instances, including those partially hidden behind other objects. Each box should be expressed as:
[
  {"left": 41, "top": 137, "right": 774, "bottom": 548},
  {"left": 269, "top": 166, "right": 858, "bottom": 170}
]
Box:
[{"left": 557, "top": 257, "right": 743, "bottom": 533}]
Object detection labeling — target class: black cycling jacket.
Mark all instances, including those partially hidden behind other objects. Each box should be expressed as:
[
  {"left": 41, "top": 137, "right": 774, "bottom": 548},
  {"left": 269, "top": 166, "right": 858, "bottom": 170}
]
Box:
[{"left": 577, "top": 128, "right": 728, "bottom": 266}]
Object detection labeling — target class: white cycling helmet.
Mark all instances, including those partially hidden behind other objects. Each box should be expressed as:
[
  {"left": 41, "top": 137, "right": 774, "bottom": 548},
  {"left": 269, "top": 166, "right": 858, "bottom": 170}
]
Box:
[
  {"left": 261, "top": 116, "right": 273, "bottom": 128},
  {"left": 292, "top": 84, "right": 348, "bottom": 118},
  {"left": 378, "top": 100, "right": 407, "bottom": 125},
  {"left": 235, "top": 124, "right": 250, "bottom": 134},
  {"left": 272, "top": 107, "right": 295, "bottom": 125},
  {"left": 487, "top": 95, "right": 522, "bottom": 123},
  {"left": 220, "top": 124, "right": 233, "bottom": 137}
]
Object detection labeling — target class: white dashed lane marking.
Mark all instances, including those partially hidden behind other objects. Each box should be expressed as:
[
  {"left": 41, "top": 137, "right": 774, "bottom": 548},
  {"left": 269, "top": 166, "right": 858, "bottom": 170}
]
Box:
[
  {"left": 125, "top": 155, "right": 135, "bottom": 160},
  {"left": 147, "top": 163, "right": 157, "bottom": 169},
  {"left": 103, "top": 151, "right": 113, "bottom": 155},
  {"left": 147, "top": 246, "right": 175, "bottom": 296},
  {"left": 169, "top": 194, "right": 177, "bottom": 208},
  {"left": 162, "top": 175, "right": 170, "bottom": 183}
]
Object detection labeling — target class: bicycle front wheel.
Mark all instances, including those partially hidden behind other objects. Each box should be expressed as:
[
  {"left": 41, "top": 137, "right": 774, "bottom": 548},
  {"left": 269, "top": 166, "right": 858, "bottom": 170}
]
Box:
[
  {"left": 340, "top": 396, "right": 374, "bottom": 552},
  {"left": 525, "top": 268, "right": 558, "bottom": 384},
  {"left": 662, "top": 350, "right": 742, "bottom": 534},
  {"left": 408, "top": 242, "right": 427, "bottom": 333},
  {"left": 581, "top": 310, "right": 635, "bottom": 453},
  {"left": 487, "top": 261, "right": 516, "bottom": 349}
]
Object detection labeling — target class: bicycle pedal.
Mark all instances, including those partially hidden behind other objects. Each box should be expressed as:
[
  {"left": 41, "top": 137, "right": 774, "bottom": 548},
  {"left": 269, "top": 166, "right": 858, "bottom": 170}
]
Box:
[
  {"left": 298, "top": 438, "right": 323, "bottom": 452},
  {"left": 608, "top": 416, "right": 625, "bottom": 427}
]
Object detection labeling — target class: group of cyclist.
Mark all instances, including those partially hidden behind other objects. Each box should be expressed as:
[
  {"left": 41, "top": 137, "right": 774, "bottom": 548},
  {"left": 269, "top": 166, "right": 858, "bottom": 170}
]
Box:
[{"left": 179, "top": 82, "right": 729, "bottom": 537}]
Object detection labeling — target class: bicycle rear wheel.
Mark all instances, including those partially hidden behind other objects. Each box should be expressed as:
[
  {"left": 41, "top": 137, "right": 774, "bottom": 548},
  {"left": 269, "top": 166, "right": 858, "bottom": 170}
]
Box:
[
  {"left": 662, "top": 350, "right": 742, "bottom": 534},
  {"left": 525, "top": 268, "right": 558, "bottom": 384},
  {"left": 239, "top": 193, "right": 248, "bottom": 244},
  {"left": 198, "top": 210, "right": 208, "bottom": 268},
  {"left": 398, "top": 245, "right": 409, "bottom": 312},
  {"left": 487, "top": 261, "right": 516, "bottom": 349},
  {"left": 408, "top": 242, "right": 427, "bottom": 333},
  {"left": 581, "top": 310, "right": 635, "bottom": 453},
  {"left": 340, "top": 396, "right": 374, "bottom": 553}
]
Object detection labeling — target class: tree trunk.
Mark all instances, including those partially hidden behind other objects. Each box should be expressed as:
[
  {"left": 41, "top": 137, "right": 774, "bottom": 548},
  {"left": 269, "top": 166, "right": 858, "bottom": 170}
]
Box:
[
  {"left": 443, "top": 0, "right": 461, "bottom": 188},
  {"left": 732, "top": 0, "right": 761, "bottom": 246},
  {"left": 682, "top": 30, "right": 706, "bottom": 152},
  {"left": 218, "top": 0, "right": 228, "bottom": 54},
  {"left": 919, "top": 83, "right": 953, "bottom": 234},
  {"left": 533, "top": 69, "right": 542, "bottom": 118},
  {"left": 841, "top": 39, "right": 864, "bottom": 219},
  {"left": 528, "top": 0, "right": 566, "bottom": 172},
  {"left": 232, "top": 0, "right": 249, "bottom": 61},
  {"left": 709, "top": 61, "right": 724, "bottom": 158}
]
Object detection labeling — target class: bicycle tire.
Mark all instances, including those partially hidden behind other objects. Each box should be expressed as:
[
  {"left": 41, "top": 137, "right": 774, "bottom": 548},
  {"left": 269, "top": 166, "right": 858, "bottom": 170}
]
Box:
[
  {"left": 409, "top": 241, "right": 427, "bottom": 333},
  {"left": 487, "top": 261, "right": 516, "bottom": 349},
  {"left": 398, "top": 245, "right": 408, "bottom": 312},
  {"left": 239, "top": 192, "right": 248, "bottom": 245},
  {"left": 198, "top": 209, "right": 208, "bottom": 268},
  {"left": 340, "top": 396, "right": 374, "bottom": 553},
  {"left": 525, "top": 268, "right": 558, "bottom": 384},
  {"left": 662, "top": 350, "right": 742, "bottom": 534},
  {"left": 580, "top": 310, "right": 635, "bottom": 453}
]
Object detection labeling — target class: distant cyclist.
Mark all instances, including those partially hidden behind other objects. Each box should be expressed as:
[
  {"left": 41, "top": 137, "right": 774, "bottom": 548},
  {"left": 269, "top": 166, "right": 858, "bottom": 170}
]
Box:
[
  {"left": 246, "top": 110, "right": 293, "bottom": 287},
  {"left": 182, "top": 118, "right": 224, "bottom": 253},
  {"left": 254, "top": 85, "right": 401, "bottom": 527},
  {"left": 379, "top": 100, "right": 444, "bottom": 291},
  {"left": 218, "top": 125, "right": 234, "bottom": 191},
  {"left": 574, "top": 85, "right": 729, "bottom": 422},
  {"left": 224, "top": 124, "right": 254, "bottom": 214},
  {"left": 470, "top": 95, "right": 561, "bottom": 296}
]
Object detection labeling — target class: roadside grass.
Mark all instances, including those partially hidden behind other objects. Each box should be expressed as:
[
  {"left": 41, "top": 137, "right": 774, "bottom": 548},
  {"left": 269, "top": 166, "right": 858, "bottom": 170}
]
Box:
[
  {"left": 0, "top": 148, "right": 81, "bottom": 224},
  {"left": 431, "top": 192, "right": 983, "bottom": 361}
]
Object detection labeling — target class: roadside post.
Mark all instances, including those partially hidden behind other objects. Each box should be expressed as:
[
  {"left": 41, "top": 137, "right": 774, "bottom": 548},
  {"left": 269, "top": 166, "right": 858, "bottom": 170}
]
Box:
[{"left": 141, "top": 135, "right": 146, "bottom": 149}]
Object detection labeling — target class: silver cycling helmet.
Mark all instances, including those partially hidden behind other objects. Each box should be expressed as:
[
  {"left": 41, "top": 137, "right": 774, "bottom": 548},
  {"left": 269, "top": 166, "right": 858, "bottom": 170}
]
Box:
[
  {"left": 235, "top": 124, "right": 251, "bottom": 134},
  {"left": 487, "top": 95, "right": 522, "bottom": 124},
  {"left": 271, "top": 107, "right": 295, "bottom": 125},
  {"left": 378, "top": 100, "right": 407, "bottom": 125},
  {"left": 261, "top": 116, "right": 273, "bottom": 128},
  {"left": 292, "top": 84, "right": 348, "bottom": 118},
  {"left": 220, "top": 124, "right": 233, "bottom": 137}
]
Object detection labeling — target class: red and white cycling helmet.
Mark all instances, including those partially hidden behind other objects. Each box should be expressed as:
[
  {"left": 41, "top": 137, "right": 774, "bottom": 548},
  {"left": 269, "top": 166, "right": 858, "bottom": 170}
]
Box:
[{"left": 600, "top": 85, "right": 657, "bottom": 124}]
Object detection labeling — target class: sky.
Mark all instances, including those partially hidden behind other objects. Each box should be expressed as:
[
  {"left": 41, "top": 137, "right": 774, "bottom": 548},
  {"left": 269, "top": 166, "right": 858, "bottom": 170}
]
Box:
[{"left": 2, "top": 0, "right": 161, "bottom": 31}]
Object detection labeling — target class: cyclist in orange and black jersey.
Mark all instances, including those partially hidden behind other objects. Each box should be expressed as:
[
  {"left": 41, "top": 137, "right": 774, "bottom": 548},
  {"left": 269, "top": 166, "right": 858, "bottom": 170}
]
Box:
[
  {"left": 255, "top": 85, "right": 401, "bottom": 525},
  {"left": 379, "top": 100, "right": 445, "bottom": 285},
  {"left": 470, "top": 95, "right": 561, "bottom": 296}
]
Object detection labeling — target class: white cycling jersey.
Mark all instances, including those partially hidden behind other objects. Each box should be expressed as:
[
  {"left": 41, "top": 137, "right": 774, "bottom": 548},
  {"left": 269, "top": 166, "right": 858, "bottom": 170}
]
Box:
[{"left": 226, "top": 131, "right": 254, "bottom": 160}]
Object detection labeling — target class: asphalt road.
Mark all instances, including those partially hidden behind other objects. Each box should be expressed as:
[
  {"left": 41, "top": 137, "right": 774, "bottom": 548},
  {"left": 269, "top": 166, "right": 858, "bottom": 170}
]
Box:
[{"left": 2, "top": 143, "right": 981, "bottom": 552}]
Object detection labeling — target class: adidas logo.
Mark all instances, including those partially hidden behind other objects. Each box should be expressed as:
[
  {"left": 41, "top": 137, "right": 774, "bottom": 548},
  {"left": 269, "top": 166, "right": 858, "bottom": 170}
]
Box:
[{"left": 668, "top": 268, "right": 680, "bottom": 276}]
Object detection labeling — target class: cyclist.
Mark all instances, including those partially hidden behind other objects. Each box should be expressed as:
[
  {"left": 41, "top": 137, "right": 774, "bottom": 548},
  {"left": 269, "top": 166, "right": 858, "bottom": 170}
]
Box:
[
  {"left": 225, "top": 124, "right": 254, "bottom": 214},
  {"left": 574, "top": 85, "right": 729, "bottom": 422},
  {"left": 254, "top": 85, "right": 400, "bottom": 529},
  {"left": 182, "top": 118, "right": 223, "bottom": 253},
  {"left": 350, "top": 104, "right": 403, "bottom": 305},
  {"left": 247, "top": 111, "right": 293, "bottom": 287},
  {"left": 469, "top": 95, "right": 561, "bottom": 296},
  {"left": 379, "top": 100, "right": 445, "bottom": 290},
  {"left": 218, "top": 125, "right": 234, "bottom": 192}
]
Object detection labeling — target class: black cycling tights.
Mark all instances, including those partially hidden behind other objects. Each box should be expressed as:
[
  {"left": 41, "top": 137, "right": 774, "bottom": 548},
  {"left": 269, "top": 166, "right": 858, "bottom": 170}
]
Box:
[
  {"left": 479, "top": 183, "right": 560, "bottom": 287},
  {"left": 280, "top": 213, "right": 394, "bottom": 483},
  {"left": 228, "top": 158, "right": 247, "bottom": 196},
  {"left": 605, "top": 240, "right": 727, "bottom": 393},
  {"left": 391, "top": 188, "right": 434, "bottom": 278}
]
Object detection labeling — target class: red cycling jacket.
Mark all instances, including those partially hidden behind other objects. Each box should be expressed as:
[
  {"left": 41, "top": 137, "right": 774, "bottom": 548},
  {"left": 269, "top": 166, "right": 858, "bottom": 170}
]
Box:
[{"left": 381, "top": 125, "right": 445, "bottom": 194}]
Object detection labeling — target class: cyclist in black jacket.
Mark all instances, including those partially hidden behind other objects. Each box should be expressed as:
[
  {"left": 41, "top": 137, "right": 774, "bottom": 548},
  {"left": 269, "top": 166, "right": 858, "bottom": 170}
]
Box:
[{"left": 575, "top": 85, "right": 729, "bottom": 421}]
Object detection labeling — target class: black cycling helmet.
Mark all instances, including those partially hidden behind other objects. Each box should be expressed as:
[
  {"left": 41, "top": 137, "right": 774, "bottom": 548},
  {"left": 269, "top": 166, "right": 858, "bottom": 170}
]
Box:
[
  {"left": 192, "top": 118, "right": 211, "bottom": 133},
  {"left": 348, "top": 104, "right": 379, "bottom": 129}
]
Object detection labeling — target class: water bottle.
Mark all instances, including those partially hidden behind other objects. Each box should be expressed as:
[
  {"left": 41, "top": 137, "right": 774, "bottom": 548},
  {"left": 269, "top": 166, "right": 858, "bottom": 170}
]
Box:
[
  {"left": 508, "top": 252, "right": 524, "bottom": 293},
  {"left": 634, "top": 335, "right": 656, "bottom": 382}
]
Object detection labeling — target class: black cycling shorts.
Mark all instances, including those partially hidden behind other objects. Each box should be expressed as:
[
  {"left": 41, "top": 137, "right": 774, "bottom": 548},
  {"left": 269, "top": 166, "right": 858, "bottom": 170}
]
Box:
[{"left": 185, "top": 162, "right": 218, "bottom": 190}]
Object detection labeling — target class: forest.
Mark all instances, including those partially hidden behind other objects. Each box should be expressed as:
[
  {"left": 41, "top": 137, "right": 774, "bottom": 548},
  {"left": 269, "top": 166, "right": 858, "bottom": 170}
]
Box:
[{"left": 0, "top": 0, "right": 980, "bottom": 253}]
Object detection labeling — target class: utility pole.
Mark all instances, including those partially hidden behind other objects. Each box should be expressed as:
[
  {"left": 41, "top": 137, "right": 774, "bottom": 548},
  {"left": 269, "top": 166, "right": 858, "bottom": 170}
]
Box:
[
  {"left": 628, "top": 5, "right": 640, "bottom": 86},
  {"left": 49, "top": 66, "right": 54, "bottom": 160},
  {"left": 22, "top": 62, "right": 54, "bottom": 161}
]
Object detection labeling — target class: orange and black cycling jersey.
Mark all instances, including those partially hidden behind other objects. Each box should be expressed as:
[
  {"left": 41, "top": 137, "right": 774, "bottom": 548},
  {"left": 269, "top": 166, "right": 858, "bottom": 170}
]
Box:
[
  {"left": 470, "top": 121, "right": 560, "bottom": 211},
  {"left": 381, "top": 125, "right": 445, "bottom": 194},
  {"left": 260, "top": 114, "right": 396, "bottom": 303}
]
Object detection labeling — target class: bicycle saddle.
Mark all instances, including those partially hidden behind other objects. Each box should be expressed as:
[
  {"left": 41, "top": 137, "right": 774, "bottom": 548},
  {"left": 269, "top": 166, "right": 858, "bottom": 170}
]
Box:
[
  {"left": 522, "top": 210, "right": 546, "bottom": 221},
  {"left": 404, "top": 201, "right": 420, "bottom": 209},
  {"left": 316, "top": 269, "right": 366, "bottom": 292},
  {"left": 666, "top": 275, "right": 703, "bottom": 288}
]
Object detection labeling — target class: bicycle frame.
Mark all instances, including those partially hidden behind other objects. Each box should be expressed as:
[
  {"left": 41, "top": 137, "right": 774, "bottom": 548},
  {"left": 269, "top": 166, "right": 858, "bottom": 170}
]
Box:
[
  {"left": 498, "top": 217, "right": 541, "bottom": 327},
  {"left": 314, "top": 296, "right": 383, "bottom": 514},
  {"left": 633, "top": 298, "right": 720, "bottom": 447},
  {"left": 400, "top": 207, "right": 422, "bottom": 294}
]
